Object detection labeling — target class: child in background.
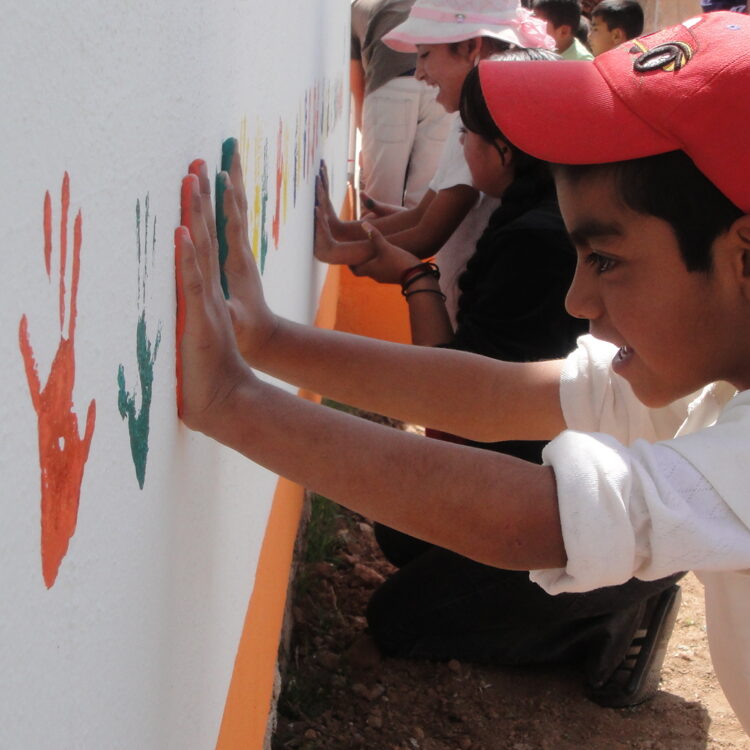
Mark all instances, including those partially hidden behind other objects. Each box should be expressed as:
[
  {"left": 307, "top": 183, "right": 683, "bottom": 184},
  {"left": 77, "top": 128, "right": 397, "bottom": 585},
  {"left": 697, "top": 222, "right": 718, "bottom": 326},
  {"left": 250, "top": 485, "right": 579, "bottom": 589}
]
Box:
[
  {"left": 588, "top": 0, "right": 644, "bottom": 56},
  {"left": 532, "top": 0, "right": 595, "bottom": 59},
  {"left": 175, "top": 12, "right": 750, "bottom": 733}
]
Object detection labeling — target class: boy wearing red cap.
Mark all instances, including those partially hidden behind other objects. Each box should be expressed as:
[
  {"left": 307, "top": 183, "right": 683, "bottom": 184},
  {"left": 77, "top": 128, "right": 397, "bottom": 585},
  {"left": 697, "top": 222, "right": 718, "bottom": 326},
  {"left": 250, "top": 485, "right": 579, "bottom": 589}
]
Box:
[{"left": 176, "top": 11, "right": 750, "bottom": 733}]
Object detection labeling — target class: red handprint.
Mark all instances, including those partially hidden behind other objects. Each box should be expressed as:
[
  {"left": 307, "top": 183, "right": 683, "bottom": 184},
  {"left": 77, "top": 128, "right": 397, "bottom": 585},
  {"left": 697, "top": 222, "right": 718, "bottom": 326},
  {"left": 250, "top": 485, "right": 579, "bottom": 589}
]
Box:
[{"left": 19, "top": 173, "right": 96, "bottom": 588}]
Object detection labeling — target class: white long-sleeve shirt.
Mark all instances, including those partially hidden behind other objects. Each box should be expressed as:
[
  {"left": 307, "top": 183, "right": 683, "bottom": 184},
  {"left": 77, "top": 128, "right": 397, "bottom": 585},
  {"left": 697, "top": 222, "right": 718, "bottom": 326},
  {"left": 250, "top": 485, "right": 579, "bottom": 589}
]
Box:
[{"left": 532, "top": 335, "right": 750, "bottom": 733}]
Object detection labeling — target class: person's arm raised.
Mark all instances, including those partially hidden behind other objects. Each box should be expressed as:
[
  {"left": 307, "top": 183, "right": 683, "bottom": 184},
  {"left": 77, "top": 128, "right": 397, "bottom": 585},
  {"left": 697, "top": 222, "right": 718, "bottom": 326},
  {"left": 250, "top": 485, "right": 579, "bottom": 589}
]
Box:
[
  {"left": 220, "top": 141, "right": 567, "bottom": 443},
  {"left": 176, "top": 166, "right": 566, "bottom": 572},
  {"left": 385, "top": 182, "right": 478, "bottom": 258}
]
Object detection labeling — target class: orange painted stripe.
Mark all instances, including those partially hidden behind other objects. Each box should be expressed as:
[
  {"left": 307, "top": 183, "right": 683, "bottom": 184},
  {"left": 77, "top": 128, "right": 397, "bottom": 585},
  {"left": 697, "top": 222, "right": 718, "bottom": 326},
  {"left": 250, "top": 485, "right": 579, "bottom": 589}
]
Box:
[
  {"left": 215, "top": 185, "right": 408, "bottom": 749},
  {"left": 214, "top": 474, "right": 307, "bottom": 750},
  {"left": 215, "top": 254, "right": 342, "bottom": 750}
]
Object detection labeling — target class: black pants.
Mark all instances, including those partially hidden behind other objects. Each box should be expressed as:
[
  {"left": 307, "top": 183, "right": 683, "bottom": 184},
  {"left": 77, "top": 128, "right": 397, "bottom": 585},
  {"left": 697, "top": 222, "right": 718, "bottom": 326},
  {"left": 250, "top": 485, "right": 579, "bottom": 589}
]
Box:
[{"left": 367, "top": 524, "right": 684, "bottom": 687}]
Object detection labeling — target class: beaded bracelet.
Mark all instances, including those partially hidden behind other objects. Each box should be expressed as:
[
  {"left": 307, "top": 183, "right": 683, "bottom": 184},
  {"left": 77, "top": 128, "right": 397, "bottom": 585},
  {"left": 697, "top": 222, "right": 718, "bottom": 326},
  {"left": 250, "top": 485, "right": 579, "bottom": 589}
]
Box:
[
  {"left": 400, "top": 262, "right": 440, "bottom": 294},
  {"left": 404, "top": 288, "right": 447, "bottom": 301}
]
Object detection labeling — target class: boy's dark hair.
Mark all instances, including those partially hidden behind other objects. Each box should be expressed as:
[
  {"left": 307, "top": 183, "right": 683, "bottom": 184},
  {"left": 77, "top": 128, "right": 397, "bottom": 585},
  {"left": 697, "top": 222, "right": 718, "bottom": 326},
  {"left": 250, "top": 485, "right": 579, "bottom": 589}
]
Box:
[
  {"left": 532, "top": 0, "right": 582, "bottom": 29},
  {"left": 591, "top": 0, "right": 644, "bottom": 39},
  {"left": 576, "top": 14, "right": 592, "bottom": 45},
  {"left": 460, "top": 49, "right": 560, "bottom": 184},
  {"left": 554, "top": 152, "right": 744, "bottom": 272}
]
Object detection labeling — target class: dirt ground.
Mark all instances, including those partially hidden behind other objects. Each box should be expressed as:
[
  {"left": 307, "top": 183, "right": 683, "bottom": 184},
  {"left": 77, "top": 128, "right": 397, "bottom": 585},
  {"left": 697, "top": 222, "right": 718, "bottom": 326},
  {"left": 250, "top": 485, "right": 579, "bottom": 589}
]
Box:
[{"left": 272, "top": 440, "right": 748, "bottom": 749}]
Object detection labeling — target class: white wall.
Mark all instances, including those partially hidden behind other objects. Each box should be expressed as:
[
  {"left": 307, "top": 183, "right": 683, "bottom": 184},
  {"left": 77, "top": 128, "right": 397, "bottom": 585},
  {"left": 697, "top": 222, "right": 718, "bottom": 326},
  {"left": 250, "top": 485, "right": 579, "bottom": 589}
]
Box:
[{"left": 0, "top": 2, "right": 350, "bottom": 748}]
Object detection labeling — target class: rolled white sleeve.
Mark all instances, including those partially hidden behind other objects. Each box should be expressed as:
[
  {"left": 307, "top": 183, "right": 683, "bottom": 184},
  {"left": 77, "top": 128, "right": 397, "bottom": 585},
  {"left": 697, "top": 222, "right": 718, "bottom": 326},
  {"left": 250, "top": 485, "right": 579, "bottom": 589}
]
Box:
[{"left": 532, "top": 434, "right": 750, "bottom": 594}]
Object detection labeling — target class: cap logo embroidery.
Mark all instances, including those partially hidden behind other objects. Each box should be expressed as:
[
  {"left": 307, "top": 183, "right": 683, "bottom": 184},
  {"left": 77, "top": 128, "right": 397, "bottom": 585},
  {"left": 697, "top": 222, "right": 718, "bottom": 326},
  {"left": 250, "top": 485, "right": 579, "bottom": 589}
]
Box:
[{"left": 630, "top": 39, "right": 694, "bottom": 73}]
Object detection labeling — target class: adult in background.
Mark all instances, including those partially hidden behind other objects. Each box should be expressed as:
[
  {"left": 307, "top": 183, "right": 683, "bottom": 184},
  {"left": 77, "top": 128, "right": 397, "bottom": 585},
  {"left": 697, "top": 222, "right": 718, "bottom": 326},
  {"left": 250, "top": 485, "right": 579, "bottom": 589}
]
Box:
[{"left": 352, "top": 0, "right": 454, "bottom": 208}]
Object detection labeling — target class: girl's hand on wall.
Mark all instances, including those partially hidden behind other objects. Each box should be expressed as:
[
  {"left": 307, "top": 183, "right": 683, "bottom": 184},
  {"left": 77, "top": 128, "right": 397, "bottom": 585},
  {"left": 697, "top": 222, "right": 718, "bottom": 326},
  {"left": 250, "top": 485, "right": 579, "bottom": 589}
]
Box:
[
  {"left": 315, "top": 168, "right": 348, "bottom": 239},
  {"left": 313, "top": 205, "right": 376, "bottom": 266},
  {"left": 360, "top": 191, "right": 404, "bottom": 219},
  {"left": 349, "top": 223, "right": 420, "bottom": 284}
]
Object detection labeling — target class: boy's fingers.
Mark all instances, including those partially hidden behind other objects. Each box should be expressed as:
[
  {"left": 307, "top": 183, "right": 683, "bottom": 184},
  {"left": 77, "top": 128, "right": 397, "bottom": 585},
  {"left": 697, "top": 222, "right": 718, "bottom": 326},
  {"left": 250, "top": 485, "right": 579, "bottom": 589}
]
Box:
[
  {"left": 222, "top": 175, "right": 253, "bottom": 275},
  {"left": 181, "top": 174, "right": 220, "bottom": 291},
  {"left": 223, "top": 138, "right": 250, "bottom": 237},
  {"left": 188, "top": 160, "right": 218, "bottom": 250},
  {"left": 175, "top": 225, "right": 205, "bottom": 303},
  {"left": 319, "top": 159, "right": 329, "bottom": 193}
]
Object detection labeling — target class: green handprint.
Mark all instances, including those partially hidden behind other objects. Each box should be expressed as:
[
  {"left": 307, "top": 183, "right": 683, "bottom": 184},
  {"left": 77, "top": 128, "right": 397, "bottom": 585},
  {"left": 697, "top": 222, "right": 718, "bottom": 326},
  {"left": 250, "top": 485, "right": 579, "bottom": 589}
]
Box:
[{"left": 117, "top": 195, "right": 161, "bottom": 490}]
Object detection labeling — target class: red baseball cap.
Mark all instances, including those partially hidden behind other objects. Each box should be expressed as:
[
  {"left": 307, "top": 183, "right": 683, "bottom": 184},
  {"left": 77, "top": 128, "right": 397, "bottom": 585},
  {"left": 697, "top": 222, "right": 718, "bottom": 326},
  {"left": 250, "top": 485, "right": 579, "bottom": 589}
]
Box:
[{"left": 478, "top": 11, "right": 750, "bottom": 212}]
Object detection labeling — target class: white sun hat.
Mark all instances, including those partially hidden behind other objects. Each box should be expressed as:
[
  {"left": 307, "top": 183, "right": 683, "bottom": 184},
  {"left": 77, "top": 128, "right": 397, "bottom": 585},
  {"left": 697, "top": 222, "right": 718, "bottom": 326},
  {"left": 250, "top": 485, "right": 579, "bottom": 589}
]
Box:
[{"left": 383, "top": 0, "right": 555, "bottom": 53}]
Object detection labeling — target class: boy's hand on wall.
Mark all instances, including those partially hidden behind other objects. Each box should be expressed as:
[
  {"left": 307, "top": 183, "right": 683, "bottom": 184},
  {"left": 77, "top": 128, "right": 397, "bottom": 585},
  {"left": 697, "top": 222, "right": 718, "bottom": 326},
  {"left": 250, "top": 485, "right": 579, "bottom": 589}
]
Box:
[
  {"left": 176, "top": 173, "right": 253, "bottom": 433},
  {"left": 185, "top": 151, "right": 277, "bottom": 366},
  {"left": 221, "top": 143, "right": 279, "bottom": 363}
]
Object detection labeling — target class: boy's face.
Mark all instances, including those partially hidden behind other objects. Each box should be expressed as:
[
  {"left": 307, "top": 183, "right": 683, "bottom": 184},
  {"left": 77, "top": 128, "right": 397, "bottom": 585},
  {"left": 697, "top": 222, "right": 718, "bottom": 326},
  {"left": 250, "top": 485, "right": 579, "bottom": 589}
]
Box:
[
  {"left": 556, "top": 171, "right": 747, "bottom": 407},
  {"left": 532, "top": 9, "right": 573, "bottom": 51},
  {"left": 588, "top": 16, "right": 624, "bottom": 56}
]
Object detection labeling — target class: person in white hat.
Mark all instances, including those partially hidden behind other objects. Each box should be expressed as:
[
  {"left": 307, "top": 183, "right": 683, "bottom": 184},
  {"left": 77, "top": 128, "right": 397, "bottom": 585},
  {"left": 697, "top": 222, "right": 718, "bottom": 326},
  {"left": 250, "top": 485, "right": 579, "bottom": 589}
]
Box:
[{"left": 316, "top": 0, "right": 554, "bottom": 323}]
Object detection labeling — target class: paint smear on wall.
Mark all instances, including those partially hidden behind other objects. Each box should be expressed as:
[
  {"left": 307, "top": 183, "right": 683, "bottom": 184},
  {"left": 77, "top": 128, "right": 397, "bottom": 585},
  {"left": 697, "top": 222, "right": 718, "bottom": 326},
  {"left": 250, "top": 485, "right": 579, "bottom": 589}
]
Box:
[
  {"left": 18, "top": 173, "right": 96, "bottom": 588},
  {"left": 249, "top": 126, "right": 270, "bottom": 273},
  {"left": 117, "top": 195, "right": 161, "bottom": 490},
  {"left": 271, "top": 120, "right": 284, "bottom": 249},
  {"left": 236, "top": 74, "right": 344, "bottom": 271}
]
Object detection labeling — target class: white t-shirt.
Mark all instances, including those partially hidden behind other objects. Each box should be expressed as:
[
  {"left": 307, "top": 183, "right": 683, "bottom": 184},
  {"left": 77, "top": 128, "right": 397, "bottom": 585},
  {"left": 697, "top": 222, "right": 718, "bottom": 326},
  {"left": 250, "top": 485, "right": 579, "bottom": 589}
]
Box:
[
  {"left": 429, "top": 118, "right": 501, "bottom": 325},
  {"left": 533, "top": 334, "right": 750, "bottom": 733}
]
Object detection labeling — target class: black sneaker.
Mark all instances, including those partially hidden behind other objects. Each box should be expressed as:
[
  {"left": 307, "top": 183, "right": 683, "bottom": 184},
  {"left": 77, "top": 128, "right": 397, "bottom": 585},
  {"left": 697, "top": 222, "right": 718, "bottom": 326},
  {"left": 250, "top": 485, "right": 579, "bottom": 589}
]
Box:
[{"left": 588, "top": 584, "right": 682, "bottom": 708}]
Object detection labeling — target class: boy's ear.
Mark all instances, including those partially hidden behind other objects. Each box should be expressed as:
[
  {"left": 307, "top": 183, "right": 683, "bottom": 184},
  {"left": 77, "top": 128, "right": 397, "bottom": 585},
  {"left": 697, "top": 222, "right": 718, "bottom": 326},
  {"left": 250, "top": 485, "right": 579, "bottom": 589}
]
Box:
[
  {"left": 730, "top": 215, "right": 750, "bottom": 281},
  {"left": 611, "top": 27, "right": 626, "bottom": 46}
]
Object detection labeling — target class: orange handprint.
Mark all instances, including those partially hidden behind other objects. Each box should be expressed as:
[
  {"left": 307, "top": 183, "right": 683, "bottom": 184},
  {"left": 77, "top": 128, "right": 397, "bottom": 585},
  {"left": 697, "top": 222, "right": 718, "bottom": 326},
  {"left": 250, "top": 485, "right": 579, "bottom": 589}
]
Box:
[{"left": 19, "top": 173, "right": 96, "bottom": 588}]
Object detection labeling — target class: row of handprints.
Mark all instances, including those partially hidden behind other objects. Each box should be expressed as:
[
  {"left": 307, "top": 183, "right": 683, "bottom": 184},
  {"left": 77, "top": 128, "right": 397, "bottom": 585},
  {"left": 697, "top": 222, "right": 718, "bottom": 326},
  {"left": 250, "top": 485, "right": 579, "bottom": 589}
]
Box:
[{"left": 19, "top": 76, "right": 344, "bottom": 589}]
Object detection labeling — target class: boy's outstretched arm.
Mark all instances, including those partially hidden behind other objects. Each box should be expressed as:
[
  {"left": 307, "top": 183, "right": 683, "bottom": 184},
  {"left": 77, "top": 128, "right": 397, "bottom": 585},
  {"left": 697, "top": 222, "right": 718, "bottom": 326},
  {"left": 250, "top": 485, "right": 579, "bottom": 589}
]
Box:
[
  {"left": 212, "top": 149, "right": 567, "bottom": 444},
  {"left": 176, "top": 171, "right": 566, "bottom": 570}
]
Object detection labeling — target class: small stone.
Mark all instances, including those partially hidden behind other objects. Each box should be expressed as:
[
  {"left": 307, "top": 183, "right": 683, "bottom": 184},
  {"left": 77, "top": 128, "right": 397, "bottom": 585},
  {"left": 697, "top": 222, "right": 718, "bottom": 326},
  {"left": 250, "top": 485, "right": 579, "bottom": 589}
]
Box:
[
  {"left": 317, "top": 650, "right": 340, "bottom": 671},
  {"left": 352, "top": 682, "right": 370, "bottom": 698},
  {"left": 310, "top": 561, "right": 335, "bottom": 579},
  {"left": 353, "top": 563, "right": 386, "bottom": 585},
  {"left": 347, "top": 633, "right": 383, "bottom": 671},
  {"left": 358, "top": 521, "right": 375, "bottom": 535},
  {"left": 459, "top": 738, "right": 472, "bottom": 750},
  {"left": 414, "top": 726, "right": 426, "bottom": 740},
  {"left": 368, "top": 683, "right": 386, "bottom": 701},
  {"left": 303, "top": 729, "right": 317, "bottom": 740},
  {"left": 367, "top": 713, "right": 383, "bottom": 729},
  {"left": 447, "top": 659, "right": 462, "bottom": 674}
]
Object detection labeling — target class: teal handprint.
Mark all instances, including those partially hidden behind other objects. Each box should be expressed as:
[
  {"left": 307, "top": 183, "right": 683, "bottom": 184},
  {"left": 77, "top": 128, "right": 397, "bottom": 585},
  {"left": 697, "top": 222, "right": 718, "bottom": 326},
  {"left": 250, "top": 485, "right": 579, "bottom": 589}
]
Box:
[{"left": 117, "top": 195, "right": 161, "bottom": 490}]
